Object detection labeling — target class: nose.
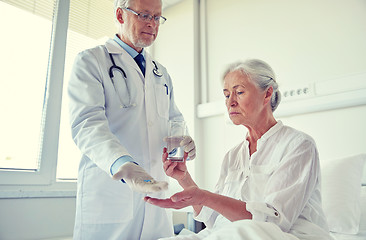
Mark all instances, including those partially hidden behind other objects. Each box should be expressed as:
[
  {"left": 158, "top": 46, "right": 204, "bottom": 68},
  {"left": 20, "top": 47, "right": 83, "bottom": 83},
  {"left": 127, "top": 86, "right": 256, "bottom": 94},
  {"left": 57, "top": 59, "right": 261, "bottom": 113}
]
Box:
[
  {"left": 147, "top": 18, "right": 159, "bottom": 27},
  {"left": 226, "top": 94, "right": 237, "bottom": 108}
]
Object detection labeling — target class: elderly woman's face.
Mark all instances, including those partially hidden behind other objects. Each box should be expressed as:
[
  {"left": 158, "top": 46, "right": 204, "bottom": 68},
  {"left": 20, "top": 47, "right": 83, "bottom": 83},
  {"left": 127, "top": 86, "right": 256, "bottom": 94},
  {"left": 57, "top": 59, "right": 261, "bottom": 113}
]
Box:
[{"left": 223, "top": 70, "right": 267, "bottom": 126}]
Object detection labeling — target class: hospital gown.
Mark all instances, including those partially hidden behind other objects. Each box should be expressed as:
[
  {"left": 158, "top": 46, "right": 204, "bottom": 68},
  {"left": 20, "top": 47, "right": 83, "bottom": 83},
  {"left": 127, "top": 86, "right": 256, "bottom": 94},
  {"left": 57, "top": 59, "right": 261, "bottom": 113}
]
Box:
[{"left": 161, "top": 121, "right": 333, "bottom": 240}]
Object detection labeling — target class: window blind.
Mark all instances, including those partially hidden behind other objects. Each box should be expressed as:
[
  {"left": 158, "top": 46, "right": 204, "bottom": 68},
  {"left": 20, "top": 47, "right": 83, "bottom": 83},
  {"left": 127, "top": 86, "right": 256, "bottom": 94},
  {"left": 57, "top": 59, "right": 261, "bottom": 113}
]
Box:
[
  {"left": 68, "top": 0, "right": 115, "bottom": 40},
  {"left": 1, "top": 0, "right": 116, "bottom": 40},
  {"left": 1, "top": 0, "right": 55, "bottom": 21}
]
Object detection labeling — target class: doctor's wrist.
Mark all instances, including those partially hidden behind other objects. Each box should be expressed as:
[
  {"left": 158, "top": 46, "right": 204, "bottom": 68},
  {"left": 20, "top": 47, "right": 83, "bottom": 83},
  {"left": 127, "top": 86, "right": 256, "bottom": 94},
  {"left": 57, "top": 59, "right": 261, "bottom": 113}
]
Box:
[{"left": 110, "top": 155, "right": 135, "bottom": 175}]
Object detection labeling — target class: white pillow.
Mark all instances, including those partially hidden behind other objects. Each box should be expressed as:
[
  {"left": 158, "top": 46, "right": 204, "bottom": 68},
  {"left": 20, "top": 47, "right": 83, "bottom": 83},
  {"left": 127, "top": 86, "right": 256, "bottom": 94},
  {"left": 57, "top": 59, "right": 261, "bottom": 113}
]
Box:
[{"left": 321, "top": 154, "right": 366, "bottom": 234}]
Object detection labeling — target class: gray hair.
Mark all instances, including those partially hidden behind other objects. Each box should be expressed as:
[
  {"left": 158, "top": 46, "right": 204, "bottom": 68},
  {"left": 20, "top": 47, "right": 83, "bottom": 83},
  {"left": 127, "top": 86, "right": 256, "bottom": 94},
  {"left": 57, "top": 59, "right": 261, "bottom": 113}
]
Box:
[
  {"left": 114, "top": 0, "right": 133, "bottom": 23},
  {"left": 223, "top": 59, "right": 281, "bottom": 112},
  {"left": 114, "top": 0, "right": 163, "bottom": 20},
  {"left": 114, "top": 0, "right": 133, "bottom": 11}
]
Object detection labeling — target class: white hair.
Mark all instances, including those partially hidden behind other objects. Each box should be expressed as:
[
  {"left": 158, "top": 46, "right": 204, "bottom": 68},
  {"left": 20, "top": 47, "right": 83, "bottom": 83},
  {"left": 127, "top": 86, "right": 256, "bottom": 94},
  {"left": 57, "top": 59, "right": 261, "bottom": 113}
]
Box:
[
  {"left": 114, "top": 0, "right": 163, "bottom": 21},
  {"left": 223, "top": 59, "right": 282, "bottom": 112},
  {"left": 114, "top": 0, "right": 133, "bottom": 24}
]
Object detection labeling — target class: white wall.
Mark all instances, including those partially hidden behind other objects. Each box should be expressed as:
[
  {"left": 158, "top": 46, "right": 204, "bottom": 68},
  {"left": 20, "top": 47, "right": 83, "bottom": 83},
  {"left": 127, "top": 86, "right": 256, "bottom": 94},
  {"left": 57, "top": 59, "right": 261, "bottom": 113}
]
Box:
[
  {"left": 0, "top": 197, "right": 75, "bottom": 240},
  {"left": 204, "top": 0, "right": 366, "bottom": 102},
  {"left": 156, "top": 0, "right": 366, "bottom": 191}
]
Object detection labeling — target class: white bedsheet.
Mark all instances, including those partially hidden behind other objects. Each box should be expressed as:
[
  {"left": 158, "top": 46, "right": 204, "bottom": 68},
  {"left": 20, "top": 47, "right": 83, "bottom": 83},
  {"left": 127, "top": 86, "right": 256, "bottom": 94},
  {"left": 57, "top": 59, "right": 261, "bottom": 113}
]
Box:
[
  {"left": 160, "top": 219, "right": 333, "bottom": 240},
  {"left": 160, "top": 220, "right": 298, "bottom": 240}
]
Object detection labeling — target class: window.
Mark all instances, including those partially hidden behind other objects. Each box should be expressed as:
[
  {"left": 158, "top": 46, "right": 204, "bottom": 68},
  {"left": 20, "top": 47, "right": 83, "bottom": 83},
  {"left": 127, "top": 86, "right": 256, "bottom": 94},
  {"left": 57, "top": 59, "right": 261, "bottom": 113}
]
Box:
[
  {"left": 56, "top": 0, "right": 115, "bottom": 180},
  {"left": 0, "top": 0, "right": 117, "bottom": 189},
  {"left": 0, "top": 0, "right": 115, "bottom": 195},
  {"left": 0, "top": 0, "right": 68, "bottom": 189},
  {"left": 0, "top": 1, "right": 54, "bottom": 172}
]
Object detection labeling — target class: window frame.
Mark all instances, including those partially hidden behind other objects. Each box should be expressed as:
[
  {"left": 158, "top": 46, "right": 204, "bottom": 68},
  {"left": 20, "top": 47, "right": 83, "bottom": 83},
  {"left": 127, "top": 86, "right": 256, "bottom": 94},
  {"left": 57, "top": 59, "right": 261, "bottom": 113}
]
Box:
[{"left": 0, "top": 0, "right": 77, "bottom": 198}]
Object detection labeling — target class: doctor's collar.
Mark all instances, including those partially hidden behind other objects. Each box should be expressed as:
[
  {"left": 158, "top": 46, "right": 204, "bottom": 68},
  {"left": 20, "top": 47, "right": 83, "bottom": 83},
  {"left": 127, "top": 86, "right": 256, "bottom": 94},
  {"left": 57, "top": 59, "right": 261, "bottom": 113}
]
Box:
[{"left": 113, "top": 34, "right": 146, "bottom": 59}]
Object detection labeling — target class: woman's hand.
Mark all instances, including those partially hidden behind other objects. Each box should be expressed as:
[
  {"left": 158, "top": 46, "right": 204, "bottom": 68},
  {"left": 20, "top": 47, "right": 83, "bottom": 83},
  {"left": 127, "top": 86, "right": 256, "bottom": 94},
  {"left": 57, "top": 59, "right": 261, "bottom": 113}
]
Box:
[
  {"left": 162, "top": 147, "right": 188, "bottom": 182},
  {"left": 144, "top": 186, "right": 206, "bottom": 210},
  {"left": 145, "top": 186, "right": 252, "bottom": 221}
]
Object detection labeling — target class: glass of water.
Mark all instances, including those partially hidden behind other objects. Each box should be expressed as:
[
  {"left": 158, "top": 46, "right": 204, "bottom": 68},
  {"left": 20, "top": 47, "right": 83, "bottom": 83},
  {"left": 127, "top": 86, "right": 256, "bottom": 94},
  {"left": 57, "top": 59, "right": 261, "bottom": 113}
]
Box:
[{"left": 166, "top": 120, "right": 186, "bottom": 162}]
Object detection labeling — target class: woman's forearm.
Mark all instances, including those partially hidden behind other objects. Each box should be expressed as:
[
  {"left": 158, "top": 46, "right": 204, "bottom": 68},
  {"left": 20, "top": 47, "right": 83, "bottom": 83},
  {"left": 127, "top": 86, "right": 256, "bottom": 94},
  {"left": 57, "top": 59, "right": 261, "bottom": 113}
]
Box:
[
  {"left": 202, "top": 190, "right": 252, "bottom": 222},
  {"left": 177, "top": 174, "right": 252, "bottom": 220}
]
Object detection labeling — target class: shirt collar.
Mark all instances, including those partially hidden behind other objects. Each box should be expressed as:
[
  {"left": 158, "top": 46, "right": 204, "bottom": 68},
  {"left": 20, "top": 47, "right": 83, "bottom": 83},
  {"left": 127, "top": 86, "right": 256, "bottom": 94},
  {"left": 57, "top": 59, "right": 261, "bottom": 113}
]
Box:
[
  {"left": 245, "top": 120, "right": 284, "bottom": 150},
  {"left": 113, "top": 34, "right": 145, "bottom": 59},
  {"left": 257, "top": 120, "right": 283, "bottom": 148}
]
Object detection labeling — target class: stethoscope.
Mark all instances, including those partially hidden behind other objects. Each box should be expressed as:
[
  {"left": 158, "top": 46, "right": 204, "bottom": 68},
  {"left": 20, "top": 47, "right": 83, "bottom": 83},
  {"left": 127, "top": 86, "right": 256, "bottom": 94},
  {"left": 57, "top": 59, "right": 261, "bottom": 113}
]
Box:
[{"left": 108, "top": 53, "right": 163, "bottom": 108}]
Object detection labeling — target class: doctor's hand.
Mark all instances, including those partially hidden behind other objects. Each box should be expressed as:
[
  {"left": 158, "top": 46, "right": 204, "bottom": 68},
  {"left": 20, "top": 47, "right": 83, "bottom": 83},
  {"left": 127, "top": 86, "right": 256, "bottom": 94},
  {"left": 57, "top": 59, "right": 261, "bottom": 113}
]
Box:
[
  {"left": 180, "top": 136, "right": 196, "bottom": 160},
  {"left": 144, "top": 186, "right": 206, "bottom": 210},
  {"left": 112, "top": 162, "right": 168, "bottom": 193},
  {"left": 162, "top": 147, "right": 188, "bottom": 182}
]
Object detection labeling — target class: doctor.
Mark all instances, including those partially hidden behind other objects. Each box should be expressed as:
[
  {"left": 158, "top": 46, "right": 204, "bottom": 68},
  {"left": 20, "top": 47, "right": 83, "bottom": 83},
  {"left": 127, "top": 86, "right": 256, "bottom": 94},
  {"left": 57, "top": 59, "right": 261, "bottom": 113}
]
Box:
[{"left": 68, "top": 0, "right": 196, "bottom": 239}]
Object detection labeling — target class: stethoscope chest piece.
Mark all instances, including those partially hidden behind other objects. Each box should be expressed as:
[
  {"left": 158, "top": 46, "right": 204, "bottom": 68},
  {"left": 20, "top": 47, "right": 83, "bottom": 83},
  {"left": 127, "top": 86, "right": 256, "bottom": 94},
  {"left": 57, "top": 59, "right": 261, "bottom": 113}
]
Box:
[
  {"left": 152, "top": 61, "right": 163, "bottom": 77},
  {"left": 153, "top": 68, "right": 163, "bottom": 77}
]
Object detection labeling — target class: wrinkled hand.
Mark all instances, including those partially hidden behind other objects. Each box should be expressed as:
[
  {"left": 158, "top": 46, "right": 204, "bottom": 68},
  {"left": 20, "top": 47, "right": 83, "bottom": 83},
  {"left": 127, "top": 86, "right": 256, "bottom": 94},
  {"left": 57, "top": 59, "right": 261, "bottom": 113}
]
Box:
[
  {"left": 144, "top": 186, "right": 205, "bottom": 210},
  {"left": 112, "top": 162, "right": 168, "bottom": 193},
  {"left": 162, "top": 147, "right": 188, "bottom": 181},
  {"left": 180, "top": 136, "right": 196, "bottom": 160}
]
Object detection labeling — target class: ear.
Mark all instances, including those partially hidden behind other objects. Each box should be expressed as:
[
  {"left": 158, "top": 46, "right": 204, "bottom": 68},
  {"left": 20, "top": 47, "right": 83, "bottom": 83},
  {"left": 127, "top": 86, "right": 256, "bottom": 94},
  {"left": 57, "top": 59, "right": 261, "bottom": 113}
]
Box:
[
  {"left": 116, "top": 8, "right": 124, "bottom": 24},
  {"left": 263, "top": 86, "right": 273, "bottom": 105}
]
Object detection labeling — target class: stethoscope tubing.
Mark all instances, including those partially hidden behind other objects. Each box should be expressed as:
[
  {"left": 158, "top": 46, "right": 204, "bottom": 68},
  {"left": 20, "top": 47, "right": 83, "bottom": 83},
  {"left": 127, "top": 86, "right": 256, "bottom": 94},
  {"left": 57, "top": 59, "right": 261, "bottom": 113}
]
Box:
[
  {"left": 109, "top": 53, "right": 127, "bottom": 79},
  {"left": 108, "top": 53, "right": 163, "bottom": 108},
  {"left": 108, "top": 54, "right": 163, "bottom": 79}
]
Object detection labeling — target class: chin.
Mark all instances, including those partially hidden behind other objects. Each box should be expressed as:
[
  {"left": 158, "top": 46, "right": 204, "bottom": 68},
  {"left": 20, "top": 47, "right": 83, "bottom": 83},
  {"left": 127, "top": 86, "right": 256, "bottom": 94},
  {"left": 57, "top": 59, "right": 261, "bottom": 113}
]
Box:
[
  {"left": 134, "top": 40, "right": 151, "bottom": 49},
  {"left": 229, "top": 117, "right": 242, "bottom": 125},
  {"left": 138, "top": 37, "right": 156, "bottom": 47}
]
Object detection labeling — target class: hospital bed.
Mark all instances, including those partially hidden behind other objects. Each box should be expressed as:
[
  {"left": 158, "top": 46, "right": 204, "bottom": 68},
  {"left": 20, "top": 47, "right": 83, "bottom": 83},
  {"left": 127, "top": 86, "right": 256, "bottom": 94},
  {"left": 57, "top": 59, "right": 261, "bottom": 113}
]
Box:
[{"left": 175, "top": 153, "right": 366, "bottom": 240}]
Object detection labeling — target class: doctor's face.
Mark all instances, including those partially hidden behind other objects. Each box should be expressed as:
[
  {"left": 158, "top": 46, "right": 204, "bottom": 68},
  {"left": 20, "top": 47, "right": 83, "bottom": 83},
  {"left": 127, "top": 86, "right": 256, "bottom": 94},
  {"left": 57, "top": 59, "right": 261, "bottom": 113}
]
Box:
[
  {"left": 119, "top": 0, "right": 162, "bottom": 52},
  {"left": 223, "top": 71, "right": 267, "bottom": 127}
]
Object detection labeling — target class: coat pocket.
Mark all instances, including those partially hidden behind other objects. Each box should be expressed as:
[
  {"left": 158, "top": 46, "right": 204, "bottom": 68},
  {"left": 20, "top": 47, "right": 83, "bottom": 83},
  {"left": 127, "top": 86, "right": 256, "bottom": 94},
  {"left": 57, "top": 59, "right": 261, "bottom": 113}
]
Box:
[{"left": 154, "top": 84, "right": 169, "bottom": 119}]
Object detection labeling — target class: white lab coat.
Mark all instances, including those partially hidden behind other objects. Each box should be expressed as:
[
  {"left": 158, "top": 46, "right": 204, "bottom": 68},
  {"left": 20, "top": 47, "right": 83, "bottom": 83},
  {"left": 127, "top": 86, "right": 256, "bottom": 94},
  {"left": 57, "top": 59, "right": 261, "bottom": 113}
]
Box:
[{"left": 68, "top": 39, "right": 182, "bottom": 240}]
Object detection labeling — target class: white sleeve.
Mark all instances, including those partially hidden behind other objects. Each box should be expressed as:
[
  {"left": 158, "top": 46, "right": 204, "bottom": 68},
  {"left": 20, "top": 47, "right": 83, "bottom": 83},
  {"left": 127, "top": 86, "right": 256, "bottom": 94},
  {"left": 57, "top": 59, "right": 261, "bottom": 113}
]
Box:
[
  {"left": 68, "top": 50, "right": 129, "bottom": 175},
  {"left": 246, "top": 138, "right": 319, "bottom": 232}
]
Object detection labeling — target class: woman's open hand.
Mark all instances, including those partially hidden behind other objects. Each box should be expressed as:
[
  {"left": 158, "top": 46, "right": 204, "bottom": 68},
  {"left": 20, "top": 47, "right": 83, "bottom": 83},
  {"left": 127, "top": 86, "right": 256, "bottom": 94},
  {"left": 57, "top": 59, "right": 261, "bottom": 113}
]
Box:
[{"left": 144, "top": 186, "right": 206, "bottom": 210}]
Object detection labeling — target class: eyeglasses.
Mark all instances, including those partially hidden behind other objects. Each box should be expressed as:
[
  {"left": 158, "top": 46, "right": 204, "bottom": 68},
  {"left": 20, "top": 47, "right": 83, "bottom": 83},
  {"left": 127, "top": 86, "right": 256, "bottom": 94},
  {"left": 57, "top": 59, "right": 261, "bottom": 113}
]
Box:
[{"left": 124, "top": 8, "right": 167, "bottom": 25}]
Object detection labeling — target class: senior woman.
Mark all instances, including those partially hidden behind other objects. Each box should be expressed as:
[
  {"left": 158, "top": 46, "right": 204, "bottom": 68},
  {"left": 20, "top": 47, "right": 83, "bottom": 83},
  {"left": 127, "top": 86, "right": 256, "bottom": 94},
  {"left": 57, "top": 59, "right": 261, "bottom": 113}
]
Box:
[{"left": 145, "top": 59, "right": 332, "bottom": 240}]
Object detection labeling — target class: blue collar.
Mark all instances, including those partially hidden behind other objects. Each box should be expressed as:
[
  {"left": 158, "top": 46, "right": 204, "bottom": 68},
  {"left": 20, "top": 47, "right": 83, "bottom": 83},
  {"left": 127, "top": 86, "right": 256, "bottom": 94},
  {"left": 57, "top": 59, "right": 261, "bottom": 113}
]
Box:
[{"left": 113, "top": 34, "right": 145, "bottom": 59}]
